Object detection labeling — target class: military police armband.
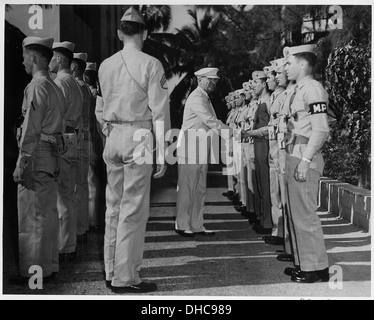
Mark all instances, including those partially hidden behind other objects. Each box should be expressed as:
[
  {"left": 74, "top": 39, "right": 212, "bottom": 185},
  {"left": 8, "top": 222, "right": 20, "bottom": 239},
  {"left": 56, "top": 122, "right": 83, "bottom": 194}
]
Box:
[{"left": 309, "top": 102, "right": 327, "bottom": 114}]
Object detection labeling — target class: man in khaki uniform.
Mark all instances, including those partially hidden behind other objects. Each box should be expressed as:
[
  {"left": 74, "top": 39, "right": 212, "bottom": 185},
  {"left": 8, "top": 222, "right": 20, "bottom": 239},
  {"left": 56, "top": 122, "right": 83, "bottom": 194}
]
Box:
[
  {"left": 71, "top": 52, "right": 91, "bottom": 239},
  {"left": 11, "top": 36, "right": 64, "bottom": 285},
  {"left": 243, "top": 71, "right": 272, "bottom": 234},
  {"left": 176, "top": 67, "right": 232, "bottom": 237},
  {"left": 283, "top": 44, "right": 330, "bottom": 283},
  {"left": 262, "top": 60, "right": 286, "bottom": 244},
  {"left": 49, "top": 41, "right": 83, "bottom": 262},
  {"left": 234, "top": 89, "right": 249, "bottom": 214},
  {"left": 274, "top": 58, "right": 295, "bottom": 262},
  {"left": 222, "top": 94, "right": 237, "bottom": 200},
  {"left": 95, "top": 7, "right": 170, "bottom": 293}
]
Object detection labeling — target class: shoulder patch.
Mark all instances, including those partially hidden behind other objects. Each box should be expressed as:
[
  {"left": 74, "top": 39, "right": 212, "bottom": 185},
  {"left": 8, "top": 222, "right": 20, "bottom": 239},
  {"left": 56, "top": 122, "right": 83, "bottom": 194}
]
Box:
[
  {"left": 160, "top": 74, "right": 167, "bottom": 90},
  {"left": 309, "top": 102, "right": 327, "bottom": 114}
]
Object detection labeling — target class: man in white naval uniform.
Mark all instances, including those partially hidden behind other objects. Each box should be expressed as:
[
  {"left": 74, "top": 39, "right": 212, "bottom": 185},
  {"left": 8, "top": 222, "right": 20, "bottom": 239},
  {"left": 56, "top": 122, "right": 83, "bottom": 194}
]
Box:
[
  {"left": 95, "top": 7, "right": 170, "bottom": 293},
  {"left": 175, "top": 67, "right": 233, "bottom": 237}
]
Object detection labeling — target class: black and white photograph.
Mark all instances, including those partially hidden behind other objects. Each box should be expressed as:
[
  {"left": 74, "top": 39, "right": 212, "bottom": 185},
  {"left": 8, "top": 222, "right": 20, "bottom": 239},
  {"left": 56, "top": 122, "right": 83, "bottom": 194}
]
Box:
[{"left": 1, "top": 1, "right": 372, "bottom": 301}]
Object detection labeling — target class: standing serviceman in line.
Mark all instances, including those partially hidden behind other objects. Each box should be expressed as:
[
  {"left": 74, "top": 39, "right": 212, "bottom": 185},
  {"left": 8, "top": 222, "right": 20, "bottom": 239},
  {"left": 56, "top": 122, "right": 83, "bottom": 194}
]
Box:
[
  {"left": 283, "top": 44, "right": 330, "bottom": 283},
  {"left": 243, "top": 71, "right": 272, "bottom": 234},
  {"left": 274, "top": 58, "right": 295, "bottom": 263},
  {"left": 71, "top": 52, "right": 91, "bottom": 241},
  {"left": 49, "top": 41, "right": 83, "bottom": 262},
  {"left": 262, "top": 60, "right": 286, "bottom": 245},
  {"left": 176, "top": 67, "right": 233, "bottom": 237},
  {"left": 11, "top": 36, "right": 64, "bottom": 285},
  {"left": 95, "top": 7, "right": 170, "bottom": 293}
]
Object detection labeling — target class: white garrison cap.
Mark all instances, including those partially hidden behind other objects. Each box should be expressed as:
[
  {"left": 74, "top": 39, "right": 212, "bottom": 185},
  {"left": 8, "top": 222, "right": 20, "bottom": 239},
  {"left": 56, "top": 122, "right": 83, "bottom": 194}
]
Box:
[
  {"left": 242, "top": 82, "right": 250, "bottom": 90},
  {"left": 283, "top": 44, "right": 317, "bottom": 58},
  {"left": 194, "top": 67, "right": 220, "bottom": 79},
  {"left": 121, "top": 6, "right": 145, "bottom": 26},
  {"left": 23, "top": 36, "right": 54, "bottom": 49},
  {"left": 73, "top": 53, "right": 88, "bottom": 62},
  {"left": 85, "top": 62, "right": 97, "bottom": 71},
  {"left": 52, "top": 41, "right": 75, "bottom": 53},
  {"left": 235, "top": 89, "right": 245, "bottom": 96},
  {"left": 252, "top": 71, "right": 267, "bottom": 80},
  {"left": 273, "top": 58, "right": 287, "bottom": 72}
]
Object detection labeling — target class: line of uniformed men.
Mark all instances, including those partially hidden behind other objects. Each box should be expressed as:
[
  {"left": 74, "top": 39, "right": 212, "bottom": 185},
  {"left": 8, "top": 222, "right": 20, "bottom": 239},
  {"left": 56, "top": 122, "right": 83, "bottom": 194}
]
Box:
[
  {"left": 222, "top": 44, "right": 330, "bottom": 283},
  {"left": 12, "top": 36, "right": 103, "bottom": 285}
]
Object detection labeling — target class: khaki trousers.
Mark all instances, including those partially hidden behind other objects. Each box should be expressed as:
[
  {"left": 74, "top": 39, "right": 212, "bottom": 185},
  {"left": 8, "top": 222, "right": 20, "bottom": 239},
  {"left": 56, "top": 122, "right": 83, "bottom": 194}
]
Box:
[
  {"left": 18, "top": 142, "right": 59, "bottom": 277},
  {"left": 58, "top": 133, "right": 77, "bottom": 254},
  {"left": 254, "top": 138, "right": 272, "bottom": 228},
  {"left": 103, "top": 123, "right": 153, "bottom": 287},
  {"left": 269, "top": 139, "right": 283, "bottom": 237},
  {"left": 176, "top": 163, "right": 208, "bottom": 232},
  {"left": 286, "top": 155, "right": 329, "bottom": 271},
  {"left": 76, "top": 138, "right": 90, "bottom": 235}
]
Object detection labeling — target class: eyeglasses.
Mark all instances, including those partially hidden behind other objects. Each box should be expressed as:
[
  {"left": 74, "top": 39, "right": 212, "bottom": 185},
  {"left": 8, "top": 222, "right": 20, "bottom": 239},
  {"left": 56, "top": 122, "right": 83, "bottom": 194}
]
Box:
[{"left": 206, "top": 78, "right": 219, "bottom": 84}]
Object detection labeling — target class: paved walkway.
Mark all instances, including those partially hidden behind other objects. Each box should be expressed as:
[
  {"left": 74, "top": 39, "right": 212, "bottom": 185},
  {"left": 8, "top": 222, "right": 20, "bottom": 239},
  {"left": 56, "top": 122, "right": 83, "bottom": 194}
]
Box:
[{"left": 2, "top": 183, "right": 371, "bottom": 298}]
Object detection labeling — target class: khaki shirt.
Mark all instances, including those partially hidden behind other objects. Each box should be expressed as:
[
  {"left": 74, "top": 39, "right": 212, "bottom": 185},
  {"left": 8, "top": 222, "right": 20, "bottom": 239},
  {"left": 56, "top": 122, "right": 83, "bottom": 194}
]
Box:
[
  {"left": 95, "top": 42, "right": 170, "bottom": 134},
  {"left": 287, "top": 76, "right": 329, "bottom": 159},
  {"left": 268, "top": 87, "right": 286, "bottom": 140},
  {"left": 17, "top": 70, "right": 64, "bottom": 166},
  {"left": 76, "top": 79, "right": 92, "bottom": 130},
  {"left": 253, "top": 93, "right": 271, "bottom": 130},
  {"left": 54, "top": 69, "right": 83, "bottom": 130}
]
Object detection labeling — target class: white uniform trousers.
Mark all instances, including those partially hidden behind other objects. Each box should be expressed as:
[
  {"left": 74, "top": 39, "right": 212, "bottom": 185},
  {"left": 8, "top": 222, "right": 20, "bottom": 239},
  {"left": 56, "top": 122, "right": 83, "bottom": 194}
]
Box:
[
  {"left": 103, "top": 123, "right": 153, "bottom": 287},
  {"left": 58, "top": 133, "right": 77, "bottom": 254},
  {"left": 76, "top": 138, "right": 89, "bottom": 235},
  {"left": 176, "top": 163, "right": 208, "bottom": 232}
]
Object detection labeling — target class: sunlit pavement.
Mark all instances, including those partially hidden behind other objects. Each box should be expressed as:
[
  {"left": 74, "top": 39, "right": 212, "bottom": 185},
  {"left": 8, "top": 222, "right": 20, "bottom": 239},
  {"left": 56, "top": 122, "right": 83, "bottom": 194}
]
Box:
[{"left": 2, "top": 182, "right": 371, "bottom": 298}]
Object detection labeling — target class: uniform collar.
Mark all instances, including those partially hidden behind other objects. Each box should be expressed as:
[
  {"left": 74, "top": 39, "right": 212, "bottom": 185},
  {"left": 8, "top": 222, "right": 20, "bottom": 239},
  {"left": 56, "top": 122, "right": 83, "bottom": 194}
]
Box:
[
  {"left": 296, "top": 75, "right": 313, "bottom": 90},
  {"left": 123, "top": 42, "right": 142, "bottom": 52},
  {"left": 32, "top": 70, "right": 49, "bottom": 80},
  {"left": 196, "top": 85, "right": 209, "bottom": 98},
  {"left": 57, "top": 69, "right": 71, "bottom": 77}
]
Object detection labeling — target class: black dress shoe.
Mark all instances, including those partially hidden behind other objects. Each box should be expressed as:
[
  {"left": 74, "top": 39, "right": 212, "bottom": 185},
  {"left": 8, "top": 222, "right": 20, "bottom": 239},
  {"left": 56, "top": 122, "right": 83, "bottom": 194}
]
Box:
[
  {"left": 284, "top": 266, "right": 301, "bottom": 277},
  {"left": 254, "top": 226, "right": 272, "bottom": 234},
  {"left": 265, "top": 236, "right": 284, "bottom": 246},
  {"left": 111, "top": 282, "right": 157, "bottom": 294},
  {"left": 175, "top": 229, "right": 195, "bottom": 238},
  {"left": 194, "top": 230, "right": 216, "bottom": 236},
  {"left": 277, "top": 253, "right": 294, "bottom": 262},
  {"left": 236, "top": 206, "right": 247, "bottom": 213},
  {"left": 222, "top": 191, "right": 235, "bottom": 198},
  {"left": 291, "top": 268, "right": 330, "bottom": 283},
  {"left": 106, "top": 280, "right": 113, "bottom": 289}
]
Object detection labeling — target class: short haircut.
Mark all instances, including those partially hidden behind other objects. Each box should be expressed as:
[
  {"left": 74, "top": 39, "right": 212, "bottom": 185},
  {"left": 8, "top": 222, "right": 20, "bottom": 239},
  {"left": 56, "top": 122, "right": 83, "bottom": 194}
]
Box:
[
  {"left": 295, "top": 52, "right": 317, "bottom": 69},
  {"left": 84, "top": 70, "right": 98, "bottom": 86},
  {"left": 24, "top": 44, "right": 53, "bottom": 63},
  {"left": 72, "top": 58, "right": 87, "bottom": 73},
  {"left": 53, "top": 48, "right": 73, "bottom": 66},
  {"left": 119, "top": 21, "right": 146, "bottom": 36}
]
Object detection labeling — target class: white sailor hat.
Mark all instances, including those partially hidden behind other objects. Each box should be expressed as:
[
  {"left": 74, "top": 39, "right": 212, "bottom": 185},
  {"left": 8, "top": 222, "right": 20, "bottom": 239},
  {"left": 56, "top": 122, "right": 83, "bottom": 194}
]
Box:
[
  {"left": 194, "top": 67, "right": 220, "bottom": 79},
  {"left": 85, "top": 62, "right": 97, "bottom": 71},
  {"left": 283, "top": 44, "right": 317, "bottom": 58},
  {"left": 73, "top": 53, "right": 88, "bottom": 62},
  {"left": 52, "top": 41, "right": 75, "bottom": 53},
  {"left": 23, "top": 36, "right": 54, "bottom": 49},
  {"left": 252, "top": 71, "right": 267, "bottom": 81},
  {"left": 121, "top": 6, "right": 145, "bottom": 26}
]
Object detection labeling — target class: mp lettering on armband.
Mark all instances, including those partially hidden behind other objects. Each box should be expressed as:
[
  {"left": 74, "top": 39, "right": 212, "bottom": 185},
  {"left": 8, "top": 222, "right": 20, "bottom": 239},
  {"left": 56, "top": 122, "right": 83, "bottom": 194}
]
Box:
[{"left": 309, "top": 102, "right": 327, "bottom": 114}]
